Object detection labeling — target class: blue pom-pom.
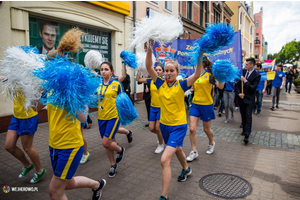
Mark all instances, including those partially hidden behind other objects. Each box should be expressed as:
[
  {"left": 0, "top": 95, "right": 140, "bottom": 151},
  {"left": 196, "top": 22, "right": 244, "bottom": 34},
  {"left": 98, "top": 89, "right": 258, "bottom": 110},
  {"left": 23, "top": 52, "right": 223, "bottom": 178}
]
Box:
[
  {"left": 212, "top": 59, "right": 240, "bottom": 83},
  {"left": 116, "top": 93, "right": 138, "bottom": 126},
  {"left": 32, "top": 54, "right": 101, "bottom": 121},
  {"left": 188, "top": 23, "right": 235, "bottom": 66},
  {"left": 120, "top": 50, "right": 138, "bottom": 69},
  {"left": 19, "top": 46, "right": 39, "bottom": 54}
]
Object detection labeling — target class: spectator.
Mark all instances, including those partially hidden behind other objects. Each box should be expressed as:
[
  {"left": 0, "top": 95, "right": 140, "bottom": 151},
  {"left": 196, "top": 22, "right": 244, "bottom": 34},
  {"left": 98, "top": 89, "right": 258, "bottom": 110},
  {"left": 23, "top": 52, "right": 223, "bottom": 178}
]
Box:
[{"left": 285, "top": 67, "right": 294, "bottom": 94}]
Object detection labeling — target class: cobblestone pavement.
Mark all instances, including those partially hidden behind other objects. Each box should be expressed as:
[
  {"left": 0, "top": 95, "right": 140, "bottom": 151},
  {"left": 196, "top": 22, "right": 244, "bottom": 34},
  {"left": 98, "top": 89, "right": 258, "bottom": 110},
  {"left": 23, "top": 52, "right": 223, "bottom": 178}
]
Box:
[{"left": 0, "top": 91, "right": 299, "bottom": 200}]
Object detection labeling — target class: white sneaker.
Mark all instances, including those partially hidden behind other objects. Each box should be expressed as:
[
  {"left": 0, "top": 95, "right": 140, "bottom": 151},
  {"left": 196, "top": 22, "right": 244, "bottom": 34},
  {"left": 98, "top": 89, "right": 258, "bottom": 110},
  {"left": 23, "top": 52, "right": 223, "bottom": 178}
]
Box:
[
  {"left": 224, "top": 120, "right": 228, "bottom": 124},
  {"left": 206, "top": 142, "right": 215, "bottom": 154},
  {"left": 80, "top": 152, "right": 90, "bottom": 164},
  {"left": 154, "top": 144, "right": 164, "bottom": 154},
  {"left": 186, "top": 151, "right": 198, "bottom": 161},
  {"left": 235, "top": 107, "right": 239, "bottom": 111}
]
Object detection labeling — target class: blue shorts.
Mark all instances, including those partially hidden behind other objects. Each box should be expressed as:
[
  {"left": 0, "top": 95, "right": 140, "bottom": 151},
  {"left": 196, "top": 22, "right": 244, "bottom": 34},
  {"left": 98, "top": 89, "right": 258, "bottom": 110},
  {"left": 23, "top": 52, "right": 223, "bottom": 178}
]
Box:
[
  {"left": 160, "top": 123, "right": 187, "bottom": 148},
  {"left": 49, "top": 145, "right": 84, "bottom": 180},
  {"left": 8, "top": 115, "right": 39, "bottom": 136},
  {"left": 149, "top": 106, "right": 160, "bottom": 122},
  {"left": 80, "top": 122, "right": 85, "bottom": 128},
  {"left": 190, "top": 103, "right": 215, "bottom": 122},
  {"left": 98, "top": 118, "right": 120, "bottom": 139}
]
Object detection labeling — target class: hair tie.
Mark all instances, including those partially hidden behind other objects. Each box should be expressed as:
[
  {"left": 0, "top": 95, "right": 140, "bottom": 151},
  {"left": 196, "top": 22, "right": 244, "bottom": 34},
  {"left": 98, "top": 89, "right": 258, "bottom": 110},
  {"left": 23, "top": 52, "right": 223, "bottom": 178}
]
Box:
[{"left": 59, "top": 48, "right": 63, "bottom": 51}]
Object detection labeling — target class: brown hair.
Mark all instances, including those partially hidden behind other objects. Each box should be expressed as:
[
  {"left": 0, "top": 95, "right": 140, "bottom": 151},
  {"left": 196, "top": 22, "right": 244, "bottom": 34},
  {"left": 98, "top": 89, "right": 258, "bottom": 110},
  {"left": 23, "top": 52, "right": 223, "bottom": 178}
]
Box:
[
  {"left": 165, "top": 61, "right": 180, "bottom": 72},
  {"left": 100, "top": 61, "right": 116, "bottom": 77},
  {"left": 155, "top": 64, "right": 165, "bottom": 72},
  {"left": 48, "top": 27, "right": 84, "bottom": 58},
  {"left": 203, "top": 56, "right": 215, "bottom": 83}
]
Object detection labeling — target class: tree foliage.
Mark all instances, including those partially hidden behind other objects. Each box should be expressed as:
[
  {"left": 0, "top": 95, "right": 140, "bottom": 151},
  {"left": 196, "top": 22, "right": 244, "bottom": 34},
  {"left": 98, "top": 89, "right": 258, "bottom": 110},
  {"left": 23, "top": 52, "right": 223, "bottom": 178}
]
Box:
[{"left": 268, "top": 39, "right": 300, "bottom": 64}]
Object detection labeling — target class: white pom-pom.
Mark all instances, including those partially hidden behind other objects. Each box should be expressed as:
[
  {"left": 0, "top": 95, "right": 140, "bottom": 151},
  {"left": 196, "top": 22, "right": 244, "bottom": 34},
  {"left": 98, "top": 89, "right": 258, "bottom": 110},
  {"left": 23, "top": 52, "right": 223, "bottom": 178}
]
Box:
[
  {"left": 184, "top": 90, "right": 191, "bottom": 97},
  {"left": 84, "top": 50, "right": 104, "bottom": 69},
  {"left": 136, "top": 51, "right": 156, "bottom": 77},
  {"left": 129, "top": 13, "right": 183, "bottom": 49},
  {"left": 0, "top": 46, "right": 45, "bottom": 110}
]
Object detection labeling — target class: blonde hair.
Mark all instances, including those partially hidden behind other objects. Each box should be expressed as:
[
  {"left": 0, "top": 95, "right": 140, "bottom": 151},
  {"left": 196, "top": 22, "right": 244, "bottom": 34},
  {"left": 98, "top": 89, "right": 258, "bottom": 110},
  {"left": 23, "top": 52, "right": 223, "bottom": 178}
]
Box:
[
  {"left": 48, "top": 27, "right": 85, "bottom": 58},
  {"left": 165, "top": 61, "right": 180, "bottom": 72}
]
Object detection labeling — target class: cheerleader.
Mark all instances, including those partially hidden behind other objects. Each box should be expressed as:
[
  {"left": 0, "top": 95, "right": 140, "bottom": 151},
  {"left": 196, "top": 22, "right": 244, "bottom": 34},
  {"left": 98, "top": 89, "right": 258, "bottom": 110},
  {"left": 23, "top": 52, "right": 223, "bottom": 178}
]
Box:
[
  {"left": 145, "top": 40, "right": 203, "bottom": 200},
  {"left": 4, "top": 92, "right": 46, "bottom": 184},
  {"left": 46, "top": 28, "right": 106, "bottom": 200},
  {"left": 98, "top": 61, "right": 127, "bottom": 178},
  {"left": 136, "top": 64, "right": 164, "bottom": 153},
  {"left": 186, "top": 57, "right": 224, "bottom": 162}
]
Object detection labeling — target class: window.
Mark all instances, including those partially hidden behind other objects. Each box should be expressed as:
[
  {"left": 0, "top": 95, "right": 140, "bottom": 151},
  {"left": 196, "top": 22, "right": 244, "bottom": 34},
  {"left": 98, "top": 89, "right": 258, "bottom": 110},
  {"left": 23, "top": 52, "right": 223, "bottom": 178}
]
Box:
[
  {"left": 255, "top": 47, "right": 258, "bottom": 54},
  {"left": 256, "top": 20, "right": 259, "bottom": 27},
  {"left": 151, "top": 1, "right": 158, "bottom": 5},
  {"left": 214, "top": 9, "right": 220, "bottom": 23},
  {"left": 200, "top": 1, "right": 204, "bottom": 26},
  {"left": 250, "top": 43, "right": 252, "bottom": 54},
  {"left": 250, "top": 26, "right": 252, "bottom": 35},
  {"left": 187, "top": 1, "right": 192, "bottom": 20},
  {"left": 164, "top": 1, "right": 173, "bottom": 12},
  {"left": 256, "top": 33, "right": 258, "bottom": 40},
  {"left": 205, "top": 1, "right": 209, "bottom": 25}
]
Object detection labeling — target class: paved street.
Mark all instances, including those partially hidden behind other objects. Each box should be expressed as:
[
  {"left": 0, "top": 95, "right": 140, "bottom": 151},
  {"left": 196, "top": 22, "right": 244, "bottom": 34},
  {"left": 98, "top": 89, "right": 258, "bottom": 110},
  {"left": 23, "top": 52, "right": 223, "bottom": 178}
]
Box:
[{"left": 0, "top": 91, "right": 300, "bottom": 200}]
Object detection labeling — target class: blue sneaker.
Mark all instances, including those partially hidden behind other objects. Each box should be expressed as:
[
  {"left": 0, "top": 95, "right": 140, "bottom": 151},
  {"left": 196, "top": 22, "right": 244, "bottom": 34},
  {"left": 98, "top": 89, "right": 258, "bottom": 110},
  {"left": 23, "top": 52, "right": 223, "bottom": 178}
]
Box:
[
  {"left": 231, "top": 113, "right": 234, "bottom": 119},
  {"left": 159, "top": 196, "right": 169, "bottom": 200},
  {"left": 178, "top": 166, "right": 192, "bottom": 182}
]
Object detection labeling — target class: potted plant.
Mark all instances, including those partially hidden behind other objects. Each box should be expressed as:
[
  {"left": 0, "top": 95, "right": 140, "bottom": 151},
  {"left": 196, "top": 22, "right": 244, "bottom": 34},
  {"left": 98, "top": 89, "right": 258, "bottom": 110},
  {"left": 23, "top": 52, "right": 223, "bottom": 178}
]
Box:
[{"left": 293, "top": 78, "right": 300, "bottom": 93}]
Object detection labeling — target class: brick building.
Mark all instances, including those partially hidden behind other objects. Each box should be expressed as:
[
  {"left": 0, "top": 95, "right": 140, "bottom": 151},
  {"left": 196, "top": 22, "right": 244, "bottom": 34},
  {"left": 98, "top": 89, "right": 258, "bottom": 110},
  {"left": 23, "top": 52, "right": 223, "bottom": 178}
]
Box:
[{"left": 179, "top": 1, "right": 233, "bottom": 40}]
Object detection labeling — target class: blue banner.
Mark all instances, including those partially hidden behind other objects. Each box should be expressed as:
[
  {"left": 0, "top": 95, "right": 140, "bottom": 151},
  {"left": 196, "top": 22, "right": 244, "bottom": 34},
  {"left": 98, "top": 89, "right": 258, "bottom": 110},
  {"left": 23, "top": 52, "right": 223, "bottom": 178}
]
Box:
[{"left": 152, "top": 30, "right": 242, "bottom": 77}]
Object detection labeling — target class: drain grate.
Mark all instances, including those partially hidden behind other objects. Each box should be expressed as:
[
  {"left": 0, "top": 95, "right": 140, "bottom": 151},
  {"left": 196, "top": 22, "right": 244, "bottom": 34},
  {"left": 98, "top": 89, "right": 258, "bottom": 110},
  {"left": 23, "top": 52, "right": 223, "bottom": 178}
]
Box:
[{"left": 199, "top": 173, "right": 252, "bottom": 199}]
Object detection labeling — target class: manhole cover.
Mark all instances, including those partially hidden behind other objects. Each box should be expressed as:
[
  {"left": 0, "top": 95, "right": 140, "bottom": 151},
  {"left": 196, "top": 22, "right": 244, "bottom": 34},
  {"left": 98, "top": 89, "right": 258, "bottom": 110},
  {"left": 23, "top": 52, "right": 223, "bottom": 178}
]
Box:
[{"left": 199, "top": 173, "right": 252, "bottom": 199}]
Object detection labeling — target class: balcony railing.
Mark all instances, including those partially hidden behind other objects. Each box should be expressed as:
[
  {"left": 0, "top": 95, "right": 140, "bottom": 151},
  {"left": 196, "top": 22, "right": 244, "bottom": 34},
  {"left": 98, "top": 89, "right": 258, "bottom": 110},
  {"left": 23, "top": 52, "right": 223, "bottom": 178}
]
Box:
[{"left": 255, "top": 39, "right": 260, "bottom": 44}]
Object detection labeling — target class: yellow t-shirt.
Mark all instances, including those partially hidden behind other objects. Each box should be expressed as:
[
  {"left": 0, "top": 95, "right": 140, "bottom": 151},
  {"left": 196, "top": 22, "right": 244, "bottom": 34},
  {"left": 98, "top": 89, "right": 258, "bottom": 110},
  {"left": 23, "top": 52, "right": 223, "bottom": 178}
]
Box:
[
  {"left": 192, "top": 70, "right": 214, "bottom": 105},
  {"left": 47, "top": 104, "right": 83, "bottom": 149},
  {"left": 98, "top": 80, "right": 123, "bottom": 120},
  {"left": 155, "top": 77, "right": 189, "bottom": 126},
  {"left": 146, "top": 78, "right": 160, "bottom": 108},
  {"left": 13, "top": 92, "right": 38, "bottom": 119}
]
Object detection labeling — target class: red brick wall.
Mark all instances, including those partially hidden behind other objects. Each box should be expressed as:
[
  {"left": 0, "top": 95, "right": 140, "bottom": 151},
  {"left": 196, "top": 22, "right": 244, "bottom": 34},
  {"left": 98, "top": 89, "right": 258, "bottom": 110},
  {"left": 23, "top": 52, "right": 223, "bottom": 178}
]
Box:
[
  {"left": 193, "top": 3, "right": 199, "bottom": 24},
  {"left": 182, "top": 2, "right": 186, "bottom": 18}
]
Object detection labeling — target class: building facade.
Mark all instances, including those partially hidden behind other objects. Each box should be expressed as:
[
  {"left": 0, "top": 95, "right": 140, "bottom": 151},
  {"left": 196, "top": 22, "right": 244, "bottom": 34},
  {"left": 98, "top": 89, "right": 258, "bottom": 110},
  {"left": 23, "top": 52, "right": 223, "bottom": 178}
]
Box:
[
  {"left": 0, "top": 1, "right": 132, "bottom": 131},
  {"left": 254, "top": 7, "right": 263, "bottom": 63},
  {"left": 226, "top": 1, "right": 255, "bottom": 61},
  {"left": 179, "top": 1, "right": 233, "bottom": 40}
]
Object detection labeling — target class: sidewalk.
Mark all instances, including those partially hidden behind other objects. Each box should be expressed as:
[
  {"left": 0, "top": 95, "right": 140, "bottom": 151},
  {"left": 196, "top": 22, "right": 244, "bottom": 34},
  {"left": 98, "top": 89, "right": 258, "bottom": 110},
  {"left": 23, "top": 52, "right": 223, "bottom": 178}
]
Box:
[{"left": 0, "top": 91, "right": 299, "bottom": 200}]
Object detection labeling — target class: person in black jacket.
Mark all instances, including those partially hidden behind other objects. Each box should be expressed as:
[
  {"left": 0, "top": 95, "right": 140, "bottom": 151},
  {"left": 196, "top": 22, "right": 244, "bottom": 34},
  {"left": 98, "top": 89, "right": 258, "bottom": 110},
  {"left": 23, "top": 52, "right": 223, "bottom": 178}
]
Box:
[
  {"left": 235, "top": 58, "right": 261, "bottom": 144},
  {"left": 137, "top": 75, "right": 151, "bottom": 127},
  {"left": 285, "top": 67, "right": 294, "bottom": 93},
  {"left": 121, "top": 70, "right": 134, "bottom": 105}
]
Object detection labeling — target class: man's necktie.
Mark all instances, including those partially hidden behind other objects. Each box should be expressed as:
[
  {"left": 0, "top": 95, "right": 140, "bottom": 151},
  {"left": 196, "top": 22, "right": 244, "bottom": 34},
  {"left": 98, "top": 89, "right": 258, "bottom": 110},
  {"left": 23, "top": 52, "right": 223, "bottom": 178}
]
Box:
[{"left": 245, "top": 71, "right": 249, "bottom": 79}]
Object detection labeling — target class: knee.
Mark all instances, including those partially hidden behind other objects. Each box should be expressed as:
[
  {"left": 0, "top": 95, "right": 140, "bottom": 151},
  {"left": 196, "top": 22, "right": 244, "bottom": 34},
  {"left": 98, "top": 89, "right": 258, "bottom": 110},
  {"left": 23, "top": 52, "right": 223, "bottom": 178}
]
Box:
[
  {"left": 49, "top": 185, "right": 58, "bottom": 200},
  {"left": 4, "top": 142, "right": 15, "bottom": 153},
  {"left": 22, "top": 145, "right": 32, "bottom": 153},
  {"left": 160, "top": 157, "right": 169, "bottom": 169},
  {"left": 203, "top": 127, "right": 211, "bottom": 134},
  {"left": 189, "top": 126, "right": 197, "bottom": 134},
  {"left": 149, "top": 126, "right": 155, "bottom": 133},
  {"left": 102, "top": 139, "right": 111, "bottom": 148}
]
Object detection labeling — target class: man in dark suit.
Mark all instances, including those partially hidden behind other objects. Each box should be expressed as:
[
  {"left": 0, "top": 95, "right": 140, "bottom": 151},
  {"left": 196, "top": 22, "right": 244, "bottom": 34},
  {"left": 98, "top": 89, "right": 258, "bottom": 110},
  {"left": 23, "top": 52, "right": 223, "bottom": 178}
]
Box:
[{"left": 235, "top": 57, "right": 261, "bottom": 144}]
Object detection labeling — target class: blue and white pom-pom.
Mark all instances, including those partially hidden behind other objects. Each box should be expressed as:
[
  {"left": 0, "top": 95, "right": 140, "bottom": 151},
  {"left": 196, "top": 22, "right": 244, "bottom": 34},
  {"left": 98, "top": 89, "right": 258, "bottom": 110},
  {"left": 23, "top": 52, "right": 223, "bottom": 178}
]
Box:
[
  {"left": 120, "top": 50, "right": 138, "bottom": 69},
  {"left": 116, "top": 93, "right": 138, "bottom": 126},
  {"left": 189, "top": 23, "right": 235, "bottom": 66},
  {"left": 32, "top": 54, "right": 101, "bottom": 121},
  {"left": 0, "top": 46, "right": 45, "bottom": 110},
  {"left": 212, "top": 59, "right": 240, "bottom": 83}
]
